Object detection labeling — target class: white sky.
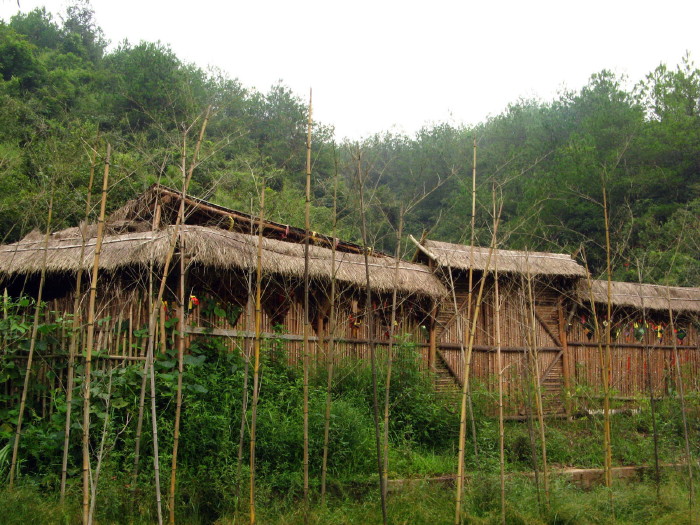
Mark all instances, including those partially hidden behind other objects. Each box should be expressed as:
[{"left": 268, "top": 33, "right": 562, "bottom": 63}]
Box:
[{"left": 2, "top": 0, "right": 700, "bottom": 140}]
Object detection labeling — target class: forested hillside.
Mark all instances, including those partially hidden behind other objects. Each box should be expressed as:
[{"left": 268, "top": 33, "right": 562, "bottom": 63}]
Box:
[{"left": 1, "top": 4, "right": 698, "bottom": 285}]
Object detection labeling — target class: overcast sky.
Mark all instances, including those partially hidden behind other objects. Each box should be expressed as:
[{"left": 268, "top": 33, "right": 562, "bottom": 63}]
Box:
[{"left": 2, "top": 0, "right": 700, "bottom": 139}]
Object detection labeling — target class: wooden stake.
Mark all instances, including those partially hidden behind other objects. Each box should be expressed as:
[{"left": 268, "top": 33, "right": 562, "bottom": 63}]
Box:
[
  {"left": 9, "top": 192, "right": 54, "bottom": 489},
  {"left": 81, "top": 144, "right": 112, "bottom": 524}
]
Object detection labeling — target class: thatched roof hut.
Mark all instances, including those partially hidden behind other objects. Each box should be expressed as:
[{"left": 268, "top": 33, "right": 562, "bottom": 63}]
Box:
[
  {"left": 413, "top": 238, "right": 586, "bottom": 277},
  {"left": 581, "top": 280, "right": 700, "bottom": 314}
]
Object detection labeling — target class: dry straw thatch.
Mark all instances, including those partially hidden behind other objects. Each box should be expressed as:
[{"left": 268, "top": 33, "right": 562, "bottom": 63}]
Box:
[
  {"left": 418, "top": 239, "right": 586, "bottom": 277},
  {"left": 0, "top": 224, "right": 446, "bottom": 299},
  {"left": 582, "top": 279, "right": 700, "bottom": 313}
]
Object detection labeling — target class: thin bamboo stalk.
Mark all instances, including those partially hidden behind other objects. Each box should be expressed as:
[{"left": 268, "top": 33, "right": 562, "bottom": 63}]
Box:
[
  {"left": 357, "top": 150, "right": 388, "bottom": 525},
  {"left": 61, "top": 141, "right": 98, "bottom": 502},
  {"left": 524, "top": 259, "right": 549, "bottom": 510},
  {"left": 466, "top": 136, "right": 479, "bottom": 459},
  {"left": 321, "top": 146, "right": 340, "bottom": 504},
  {"left": 382, "top": 207, "right": 404, "bottom": 501},
  {"left": 667, "top": 296, "right": 694, "bottom": 521},
  {"left": 302, "top": 89, "right": 312, "bottom": 519},
  {"left": 82, "top": 144, "right": 111, "bottom": 524},
  {"left": 601, "top": 186, "right": 614, "bottom": 495},
  {"left": 455, "top": 199, "right": 501, "bottom": 525},
  {"left": 168, "top": 113, "right": 208, "bottom": 524},
  {"left": 249, "top": 183, "right": 265, "bottom": 525},
  {"left": 88, "top": 367, "right": 113, "bottom": 525},
  {"left": 493, "top": 189, "right": 506, "bottom": 525},
  {"left": 9, "top": 193, "right": 54, "bottom": 488}
]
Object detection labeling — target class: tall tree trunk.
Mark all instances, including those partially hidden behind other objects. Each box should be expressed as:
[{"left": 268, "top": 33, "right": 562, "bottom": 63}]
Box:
[
  {"left": 9, "top": 192, "right": 54, "bottom": 488},
  {"left": 61, "top": 139, "right": 98, "bottom": 503},
  {"left": 356, "top": 150, "right": 388, "bottom": 525},
  {"left": 81, "top": 144, "right": 112, "bottom": 524}
]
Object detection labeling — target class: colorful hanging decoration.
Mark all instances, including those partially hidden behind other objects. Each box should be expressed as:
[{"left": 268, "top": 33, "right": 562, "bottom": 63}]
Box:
[
  {"left": 650, "top": 322, "right": 665, "bottom": 340},
  {"left": 188, "top": 294, "right": 200, "bottom": 310},
  {"left": 633, "top": 321, "right": 646, "bottom": 342},
  {"left": 675, "top": 328, "right": 687, "bottom": 342},
  {"left": 580, "top": 315, "right": 595, "bottom": 340}
]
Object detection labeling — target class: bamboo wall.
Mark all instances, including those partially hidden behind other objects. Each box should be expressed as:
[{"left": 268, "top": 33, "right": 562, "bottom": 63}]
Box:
[{"left": 3, "top": 267, "right": 699, "bottom": 420}]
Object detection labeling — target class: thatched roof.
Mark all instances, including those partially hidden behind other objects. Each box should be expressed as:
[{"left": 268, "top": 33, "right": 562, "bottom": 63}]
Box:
[
  {"left": 0, "top": 225, "right": 446, "bottom": 298},
  {"left": 415, "top": 239, "right": 586, "bottom": 277},
  {"left": 581, "top": 280, "right": 700, "bottom": 313},
  {"left": 110, "top": 184, "right": 372, "bottom": 255}
]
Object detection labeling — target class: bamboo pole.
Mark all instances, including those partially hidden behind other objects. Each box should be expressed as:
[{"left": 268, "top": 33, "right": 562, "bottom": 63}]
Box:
[
  {"left": 168, "top": 126, "right": 190, "bottom": 525},
  {"left": 667, "top": 296, "right": 694, "bottom": 521},
  {"left": 61, "top": 139, "right": 98, "bottom": 503},
  {"left": 455, "top": 199, "right": 502, "bottom": 525},
  {"left": 637, "top": 263, "right": 661, "bottom": 499},
  {"left": 465, "top": 136, "right": 479, "bottom": 458},
  {"left": 382, "top": 207, "right": 404, "bottom": 501},
  {"left": 9, "top": 192, "right": 54, "bottom": 489},
  {"left": 302, "top": 89, "right": 312, "bottom": 519},
  {"left": 493, "top": 189, "right": 506, "bottom": 525},
  {"left": 249, "top": 182, "right": 265, "bottom": 525},
  {"left": 81, "top": 144, "right": 111, "bottom": 524},
  {"left": 88, "top": 368, "right": 113, "bottom": 525},
  {"left": 601, "top": 185, "right": 614, "bottom": 495},
  {"left": 357, "top": 150, "right": 388, "bottom": 525},
  {"left": 321, "top": 144, "right": 340, "bottom": 504},
  {"left": 524, "top": 257, "right": 549, "bottom": 510}
]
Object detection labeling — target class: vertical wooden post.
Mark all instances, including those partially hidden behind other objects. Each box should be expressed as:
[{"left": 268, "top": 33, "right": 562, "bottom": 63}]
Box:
[
  {"left": 557, "top": 297, "right": 572, "bottom": 417},
  {"left": 429, "top": 300, "right": 438, "bottom": 372}
]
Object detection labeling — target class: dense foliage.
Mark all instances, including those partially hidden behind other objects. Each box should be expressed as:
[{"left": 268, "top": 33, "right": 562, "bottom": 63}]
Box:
[{"left": 1, "top": 3, "right": 699, "bottom": 284}]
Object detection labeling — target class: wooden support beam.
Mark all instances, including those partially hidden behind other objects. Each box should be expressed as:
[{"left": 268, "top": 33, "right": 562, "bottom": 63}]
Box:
[{"left": 557, "top": 297, "right": 572, "bottom": 417}]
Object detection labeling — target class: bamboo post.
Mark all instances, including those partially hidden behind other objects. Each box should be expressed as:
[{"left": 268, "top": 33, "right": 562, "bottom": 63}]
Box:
[
  {"left": 9, "top": 193, "right": 54, "bottom": 489},
  {"left": 667, "top": 296, "right": 694, "bottom": 519},
  {"left": 302, "top": 89, "right": 312, "bottom": 518},
  {"left": 493, "top": 188, "right": 506, "bottom": 525},
  {"left": 465, "top": 136, "right": 479, "bottom": 458},
  {"left": 61, "top": 140, "right": 98, "bottom": 502},
  {"left": 321, "top": 144, "right": 340, "bottom": 504},
  {"left": 455, "top": 200, "right": 501, "bottom": 525},
  {"left": 524, "top": 257, "right": 549, "bottom": 510},
  {"left": 382, "top": 207, "right": 404, "bottom": 501},
  {"left": 249, "top": 182, "right": 265, "bottom": 525},
  {"left": 357, "top": 150, "right": 388, "bottom": 525},
  {"left": 81, "top": 144, "right": 111, "bottom": 524},
  {"left": 601, "top": 185, "right": 614, "bottom": 495}
]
